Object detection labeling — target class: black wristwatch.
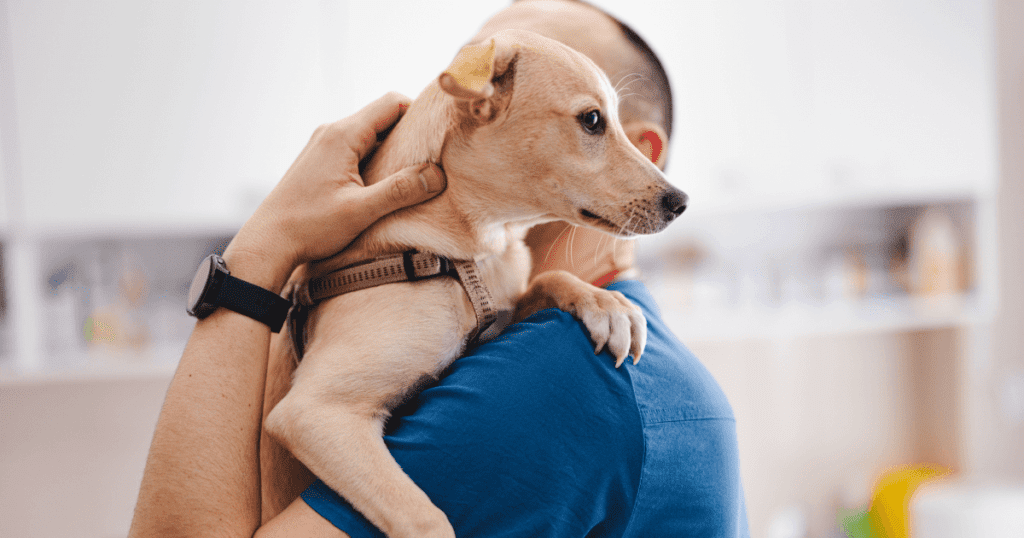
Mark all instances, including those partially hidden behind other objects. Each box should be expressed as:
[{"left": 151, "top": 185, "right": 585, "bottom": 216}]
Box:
[{"left": 186, "top": 254, "right": 291, "bottom": 332}]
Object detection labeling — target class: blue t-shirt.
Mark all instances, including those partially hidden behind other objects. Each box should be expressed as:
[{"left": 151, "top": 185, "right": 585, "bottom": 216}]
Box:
[{"left": 302, "top": 280, "right": 749, "bottom": 537}]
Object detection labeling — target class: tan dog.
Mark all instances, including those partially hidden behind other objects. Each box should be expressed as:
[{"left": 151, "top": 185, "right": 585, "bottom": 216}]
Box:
[{"left": 263, "top": 28, "right": 687, "bottom": 538}]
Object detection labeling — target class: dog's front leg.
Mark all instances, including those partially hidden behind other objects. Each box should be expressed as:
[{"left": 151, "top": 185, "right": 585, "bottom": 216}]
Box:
[
  {"left": 515, "top": 270, "right": 647, "bottom": 366},
  {"left": 266, "top": 390, "right": 453, "bottom": 538},
  {"left": 265, "top": 281, "right": 469, "bottom": 538}
]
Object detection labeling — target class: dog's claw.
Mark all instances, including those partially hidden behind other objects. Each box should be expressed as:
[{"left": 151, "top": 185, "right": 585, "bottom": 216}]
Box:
[
  {"left": 521, "top": 272, "right": 647, "bottom": 368},
  {"left": 568, "top": 287, "right": 647, "bottom": 368},
  {"left": 582, "top": 310, "right": 610, "bottom": 355}
]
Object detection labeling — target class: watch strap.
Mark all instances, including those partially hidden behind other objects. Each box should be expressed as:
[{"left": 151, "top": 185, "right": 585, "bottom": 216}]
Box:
[{"left": 216, "top": 274, "right": 291, "bottom": 332}]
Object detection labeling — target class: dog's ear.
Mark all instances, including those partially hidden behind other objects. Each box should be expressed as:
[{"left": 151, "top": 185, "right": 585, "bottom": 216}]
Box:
[
  {"left": 623, "top": 121, "right": 668, "bottom": 169},
  {"left": 439, "top": 38, "right": 516, "bottom": 121}
]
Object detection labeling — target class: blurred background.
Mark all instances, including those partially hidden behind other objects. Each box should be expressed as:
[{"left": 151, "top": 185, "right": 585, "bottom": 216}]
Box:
[{"left": 0, "top": 0, "right": 1021, "bottom": 536}]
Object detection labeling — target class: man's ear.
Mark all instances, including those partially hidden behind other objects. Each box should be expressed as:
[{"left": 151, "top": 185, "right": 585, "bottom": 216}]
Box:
[
  {"left": 439, "top": 38, "right": 516, "bottom": 122},
  {"left": 623, "top": 121, "right": 668, "bottom": 169}
]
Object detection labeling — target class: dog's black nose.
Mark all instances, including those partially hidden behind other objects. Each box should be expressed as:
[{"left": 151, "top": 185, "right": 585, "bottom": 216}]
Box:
[{"left": 661, "top": 189, "right": 688, "bottom": 219}]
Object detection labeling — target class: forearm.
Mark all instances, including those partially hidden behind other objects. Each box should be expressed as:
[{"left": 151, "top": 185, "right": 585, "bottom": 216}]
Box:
[{"left": 129, "top": 247, "right": 292, "bottom": 538}]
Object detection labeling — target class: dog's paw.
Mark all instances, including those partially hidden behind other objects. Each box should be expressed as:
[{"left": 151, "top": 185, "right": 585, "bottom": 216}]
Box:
[
  {"left": 576, "top": 287, "right": 647, "bottom": 367},
  {"left": 516, "top": 271, "right": 647, "bottom": 367}
]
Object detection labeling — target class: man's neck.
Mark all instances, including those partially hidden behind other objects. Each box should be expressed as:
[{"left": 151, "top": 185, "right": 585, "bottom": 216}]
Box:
[{"left": 525, "top": 222, "right": 637, "bottom": 286}]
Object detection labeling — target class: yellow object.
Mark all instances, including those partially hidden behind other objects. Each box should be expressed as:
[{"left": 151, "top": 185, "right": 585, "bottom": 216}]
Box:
[{"left": 868, "top": 464, "right": 950, "bottom": 538}]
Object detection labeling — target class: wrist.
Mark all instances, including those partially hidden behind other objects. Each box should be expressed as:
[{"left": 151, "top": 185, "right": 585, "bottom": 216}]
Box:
[{"left": 221, "top": 239, "right": 296, "bottom": 296}]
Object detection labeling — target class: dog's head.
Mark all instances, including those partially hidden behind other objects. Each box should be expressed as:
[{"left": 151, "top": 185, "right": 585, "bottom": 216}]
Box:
[{"left": 437, "top": 29, "right": 686, "bottom": 237}]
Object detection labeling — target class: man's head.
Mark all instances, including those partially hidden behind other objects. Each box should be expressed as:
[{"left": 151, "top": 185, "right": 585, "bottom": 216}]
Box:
[{"left": 472, "top": 0, "right": 677, "bottom": 281}]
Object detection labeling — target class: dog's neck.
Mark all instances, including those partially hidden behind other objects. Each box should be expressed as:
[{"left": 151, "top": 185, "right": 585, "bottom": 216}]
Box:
[{"left": 324, "top": 84, "right": 541, "bottom": 272}]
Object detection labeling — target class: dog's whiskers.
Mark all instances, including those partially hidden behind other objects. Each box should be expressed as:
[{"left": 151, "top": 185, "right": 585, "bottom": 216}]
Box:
[
  {"left": 568, "top": 226, "right": 578, "bottom": 270},
  {"left": 623, "top": 208, "right": 638, "bottom": 236},
  {"left": 594, "top": 232, "right": 608, "bottom": 269},
  {"left": 613, "top": 72, "right": 649, "bottom": 102},
  {"left": 543, "top": 224, "right": 573, "bottom": 268},
  {"left": 613, "top": 72, "right": 645, "bottom": 95},
  {"left": 613, "top": 209, "right": 638, "bottom": 262}
]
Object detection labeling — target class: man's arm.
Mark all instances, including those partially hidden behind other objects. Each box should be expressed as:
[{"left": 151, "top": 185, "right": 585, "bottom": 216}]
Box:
[
  {"left": 128, "top": 251, "right": 289, "bottom": 538},
  {"left": 128, "top": 92, "right": 445, "bottom": 538},
  {"left": 255, "top": 497, "right": 347, "bottom": 538}
]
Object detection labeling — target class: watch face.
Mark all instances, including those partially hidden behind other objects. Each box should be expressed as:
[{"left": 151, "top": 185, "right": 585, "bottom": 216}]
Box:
[{"left": 187, "top": 255, "right": 215, "bottom": 314}]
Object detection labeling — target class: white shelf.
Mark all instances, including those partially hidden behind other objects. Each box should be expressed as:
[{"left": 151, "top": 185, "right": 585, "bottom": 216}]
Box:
[
  {"left": 681, "top": 181, "right": 993, "bottom": 220},
  {"left": 663, "top": 293, "right": 990, "bottom": 343},
  {"left": 0, "top": 218, "right": 242, "bottom": 241},
  {"left": 0, "top": 344, "right": 184, "bottom": 387}
]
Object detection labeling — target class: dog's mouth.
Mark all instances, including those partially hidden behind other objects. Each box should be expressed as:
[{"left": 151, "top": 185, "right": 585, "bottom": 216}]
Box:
[{"left": 579, "top": 209, "right": 630, "bottom": 236}]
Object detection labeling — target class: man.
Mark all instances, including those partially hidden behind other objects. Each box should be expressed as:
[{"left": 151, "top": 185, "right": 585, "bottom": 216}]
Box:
[
  {"left": 130, "top": 1, "right": 749, "bottom": 537},
  {"left": 266, "top": 1, "right": 749, "bottom": 536}
]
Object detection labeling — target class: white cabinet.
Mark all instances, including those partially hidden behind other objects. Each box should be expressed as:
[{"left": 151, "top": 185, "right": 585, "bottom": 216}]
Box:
[
  {"left": 591, "top": 0, "right": 997, "bottom": 207},
  {"left": 4, "top": 0, "right": 335, "bottom": 230}
]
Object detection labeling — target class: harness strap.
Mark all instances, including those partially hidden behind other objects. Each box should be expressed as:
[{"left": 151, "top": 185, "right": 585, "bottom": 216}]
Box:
[
  {"left": 303, "top": 250, "right": 451, "bottom": 305},
  {"left": 450, "top": 259, "right": 498, "bottom": 344},
  {"left": 289, "top": 250, "right": 498, "bottom": 358}
]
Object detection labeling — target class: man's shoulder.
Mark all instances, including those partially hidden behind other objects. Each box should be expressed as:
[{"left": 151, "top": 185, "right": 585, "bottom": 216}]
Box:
[
  {"left": 610, "top": 280, "right": 736, "bottom": 422},
  {"left": 434, "top": 298, "right": 644, "bottom": 432},
  {"left": 452, "top": 279, "right": 733, "bottom": 420},
  {"left": 429, "top": 278, "right": 735, "bottom": 438}
]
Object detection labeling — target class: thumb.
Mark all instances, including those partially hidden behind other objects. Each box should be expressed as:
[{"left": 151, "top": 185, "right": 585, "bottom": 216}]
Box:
[{"left": 362, "top": 162, "right": 446, "bottom": 217}]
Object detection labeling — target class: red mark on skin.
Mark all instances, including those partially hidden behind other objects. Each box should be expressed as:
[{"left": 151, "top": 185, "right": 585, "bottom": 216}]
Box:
[
  {"left": 640, "top": 130, "right": 662, "bottom": 164},
  {"left": 591, "top": 269, "right": 621, "bottom": 288}
]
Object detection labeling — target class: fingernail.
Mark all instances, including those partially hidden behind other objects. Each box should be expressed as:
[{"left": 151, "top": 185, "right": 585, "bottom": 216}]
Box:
[{"left": 419, "top": 163, "right": 445, "bottom": 194}]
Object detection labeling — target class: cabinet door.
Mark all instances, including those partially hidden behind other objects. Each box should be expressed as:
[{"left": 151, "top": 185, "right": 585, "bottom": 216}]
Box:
[
  {"left": 6, "top": 0, "right": 334, "bottom": 229},
  {"left": 590, "top": 0, "right": 997, "bottom": 205},
  {"left": 800, "top": 0, "right": 996, "bottom": 192}
]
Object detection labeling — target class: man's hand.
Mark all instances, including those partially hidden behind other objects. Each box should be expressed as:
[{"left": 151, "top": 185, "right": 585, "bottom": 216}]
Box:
[{"left": 225, "top": 92, "right": 446, "bottom": 292}]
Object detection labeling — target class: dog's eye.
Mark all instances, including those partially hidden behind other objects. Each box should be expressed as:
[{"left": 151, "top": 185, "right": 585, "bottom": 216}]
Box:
[{"left": 578, "top": 110, "right": 604, "bottom": 135}]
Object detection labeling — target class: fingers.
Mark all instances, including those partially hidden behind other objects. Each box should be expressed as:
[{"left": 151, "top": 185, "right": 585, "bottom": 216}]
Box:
[
  {"left": 347, "top": 92, "right": 412, "bottom": 162},
  {"left": 354, "top": 163, "right": 446, "bottom": 224}
]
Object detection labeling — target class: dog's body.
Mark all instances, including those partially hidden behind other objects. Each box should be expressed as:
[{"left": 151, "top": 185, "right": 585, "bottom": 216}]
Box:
[{"left": 263, "top": 28, "right": 686, "bottom": 538}]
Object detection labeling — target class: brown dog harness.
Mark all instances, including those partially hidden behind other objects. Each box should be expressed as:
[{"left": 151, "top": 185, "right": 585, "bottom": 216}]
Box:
[{"left": 288, "top": 250, "right": 498, "bottom": 359}]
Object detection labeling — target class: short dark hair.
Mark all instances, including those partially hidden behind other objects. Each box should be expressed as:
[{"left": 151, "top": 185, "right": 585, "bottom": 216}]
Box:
[{"left": 613, "top": 18, "right": 673, "bottom": 140}]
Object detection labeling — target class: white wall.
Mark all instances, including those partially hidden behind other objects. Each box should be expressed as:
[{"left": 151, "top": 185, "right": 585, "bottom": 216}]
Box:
[{"left": 969, "top": 0, "right": 1024, "bottom": 479}]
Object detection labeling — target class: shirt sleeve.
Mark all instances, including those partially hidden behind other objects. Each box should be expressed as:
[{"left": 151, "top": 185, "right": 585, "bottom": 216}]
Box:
[{"left": 301, "top": 306, "right": 646, "bottom": 537}]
